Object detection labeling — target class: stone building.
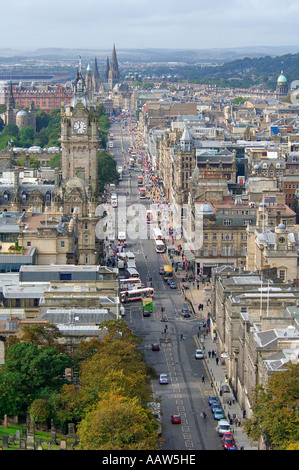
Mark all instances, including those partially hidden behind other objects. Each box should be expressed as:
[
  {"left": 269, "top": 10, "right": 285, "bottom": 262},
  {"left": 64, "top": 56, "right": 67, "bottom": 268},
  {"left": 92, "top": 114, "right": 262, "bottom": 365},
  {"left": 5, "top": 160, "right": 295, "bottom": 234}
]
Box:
[
  {"left": 0, "top": 82, "right": 36, "bottom": 131},
  {"left": 210, "top": 268, "right": 299, "bottom": 422},
  {"left": 276, "top": 71, "right": 289, "bottom": 100}
]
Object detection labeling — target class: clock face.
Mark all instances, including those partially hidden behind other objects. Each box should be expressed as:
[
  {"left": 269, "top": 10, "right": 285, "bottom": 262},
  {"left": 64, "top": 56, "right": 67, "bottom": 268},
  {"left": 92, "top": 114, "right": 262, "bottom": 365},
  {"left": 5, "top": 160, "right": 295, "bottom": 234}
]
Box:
[{"left": 73, "top": 120, "right": 87, "bottom": 134}]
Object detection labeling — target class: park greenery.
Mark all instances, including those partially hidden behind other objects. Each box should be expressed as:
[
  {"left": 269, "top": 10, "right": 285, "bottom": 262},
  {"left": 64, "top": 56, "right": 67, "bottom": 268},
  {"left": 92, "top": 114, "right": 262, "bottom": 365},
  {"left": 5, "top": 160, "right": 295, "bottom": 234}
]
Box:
[{"left": 0, "top": 320, "right": 160, "bottom": 450}]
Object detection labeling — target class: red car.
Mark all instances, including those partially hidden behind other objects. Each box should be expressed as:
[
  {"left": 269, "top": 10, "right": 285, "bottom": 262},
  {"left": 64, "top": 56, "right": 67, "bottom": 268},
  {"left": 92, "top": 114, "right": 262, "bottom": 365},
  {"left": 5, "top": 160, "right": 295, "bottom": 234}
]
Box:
[
  {"left": 222, "top": 434, "right": 235, "bottom": 450},
  {"left": 171, "top": 414, "right": 181, "bottom": 424}
]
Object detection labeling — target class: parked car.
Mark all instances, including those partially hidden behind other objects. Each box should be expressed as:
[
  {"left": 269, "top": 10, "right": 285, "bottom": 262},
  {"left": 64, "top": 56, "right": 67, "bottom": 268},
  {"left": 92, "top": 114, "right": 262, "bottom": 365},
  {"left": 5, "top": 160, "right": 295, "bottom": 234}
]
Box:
[
  {"left": 214, "top": 409, "right": 225, "bottom": 420},
  {"left": 159, "top": 373, "right": 168, "bottom": 384},
  {"left": 152, "top": 343, "right": 160, "bottom": 351},
  {"left": 171, "top": 414, "right": 181, "bottom": 424},
  {"left": 211, "top": 403, "right": 222, "bottom": 413},
  {"left": 195, "top": 349, "right": 204, "bottom": 359},
  {"left": 222, "top": 434, "right": 236, "bottom": 450},
  {"left": 217, "top": 419, "right": 231, "bottom": 436},
  {"left": 208, "top": 395, "right": 219, "bottom": 406}
]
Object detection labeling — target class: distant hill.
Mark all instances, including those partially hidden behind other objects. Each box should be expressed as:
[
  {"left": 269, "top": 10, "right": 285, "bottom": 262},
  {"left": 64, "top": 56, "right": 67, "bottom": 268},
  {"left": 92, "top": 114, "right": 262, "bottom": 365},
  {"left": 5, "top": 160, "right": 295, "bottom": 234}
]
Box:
[{"left": 136, "top": 51, "right": 299, "bottom": 90}]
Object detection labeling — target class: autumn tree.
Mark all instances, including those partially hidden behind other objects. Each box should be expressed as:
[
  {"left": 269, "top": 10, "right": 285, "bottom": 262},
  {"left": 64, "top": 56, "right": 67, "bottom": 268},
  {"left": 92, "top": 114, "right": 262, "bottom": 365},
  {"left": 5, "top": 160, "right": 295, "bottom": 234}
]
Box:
[
  {"left": 77, "top": 393, "right": 159, "bottom": 450},
  {"left": 243, "top": 362, "right": 299, "bottom": 450},
  {"left": 20, "top": 323, "right": 65, "bottom": 352}
]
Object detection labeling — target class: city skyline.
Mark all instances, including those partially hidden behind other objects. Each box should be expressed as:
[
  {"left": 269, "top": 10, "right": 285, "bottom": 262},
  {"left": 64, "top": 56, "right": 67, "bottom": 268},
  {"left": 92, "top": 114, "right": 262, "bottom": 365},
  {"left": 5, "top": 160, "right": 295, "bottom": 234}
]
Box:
[{"left": 2, "top": 0, "right": 299, "bottom": 52}]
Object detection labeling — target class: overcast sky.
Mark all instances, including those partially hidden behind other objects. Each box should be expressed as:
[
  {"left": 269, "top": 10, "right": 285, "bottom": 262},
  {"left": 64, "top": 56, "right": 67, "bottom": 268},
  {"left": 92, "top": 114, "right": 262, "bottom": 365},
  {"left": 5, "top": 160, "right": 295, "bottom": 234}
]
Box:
[{"left": 2, "top": 0, "right": 299, "bottom": 51}]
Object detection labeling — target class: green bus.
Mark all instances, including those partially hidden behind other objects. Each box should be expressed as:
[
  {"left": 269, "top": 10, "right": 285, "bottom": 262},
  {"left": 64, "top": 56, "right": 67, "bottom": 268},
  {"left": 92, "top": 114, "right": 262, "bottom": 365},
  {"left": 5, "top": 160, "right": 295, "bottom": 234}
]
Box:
[{"left": 142, "top": 297, "right": 153, "bottom": 317}]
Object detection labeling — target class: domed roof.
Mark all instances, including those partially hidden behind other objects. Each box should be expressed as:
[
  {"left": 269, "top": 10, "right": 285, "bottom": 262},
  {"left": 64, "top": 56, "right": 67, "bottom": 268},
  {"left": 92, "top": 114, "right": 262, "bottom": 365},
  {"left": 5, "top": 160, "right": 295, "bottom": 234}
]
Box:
[
  {"left": 198, "top": 202, "right": 213, "bottom": 215},
  {"left": 277, "top": 71, "right": 287, "bottom": 83},
  {"left": 65, "top": 176, "right": 88, "bottom": 193},
  {"left": 277, "top": 223, "right": 286, "bottom": 229},
  {"left": 16, "top": 110, "right": 28, "bottom": 116}
]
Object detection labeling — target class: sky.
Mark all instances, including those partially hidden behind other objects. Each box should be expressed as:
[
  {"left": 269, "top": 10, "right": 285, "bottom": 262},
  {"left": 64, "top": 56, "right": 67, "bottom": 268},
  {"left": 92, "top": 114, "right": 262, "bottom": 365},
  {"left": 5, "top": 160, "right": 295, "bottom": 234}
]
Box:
[{"left": 2, "top": 0, "right": 299, "bottom": 51}]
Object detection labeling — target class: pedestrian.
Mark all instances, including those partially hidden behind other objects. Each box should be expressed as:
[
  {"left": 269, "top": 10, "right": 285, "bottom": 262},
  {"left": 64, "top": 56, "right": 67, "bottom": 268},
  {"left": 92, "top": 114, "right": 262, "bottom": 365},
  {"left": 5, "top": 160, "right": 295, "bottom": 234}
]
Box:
[
  {"left": 210, "top": 379, "right": 213, "bottom": 388},
  {"left": 216, "top": 356, "right": 219, "bottom": 365},
  {"left": 208, "top": 350, "right": 211, "bottom": 358},
  {"left": 202, "top": 375, "right": 205, "bottom": 383},
  {"left": 243, "top": 409, "right": 246, "bottom": 419}
]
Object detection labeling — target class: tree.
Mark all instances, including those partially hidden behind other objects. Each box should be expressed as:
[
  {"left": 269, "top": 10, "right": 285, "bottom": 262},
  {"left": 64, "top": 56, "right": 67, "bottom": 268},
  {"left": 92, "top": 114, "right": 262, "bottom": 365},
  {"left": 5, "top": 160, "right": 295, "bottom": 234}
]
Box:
[
  {"left": 20, "top": 323, "right": 65, "bottom": 352},
  {"left": 0, "top": 342, "right": 73, "bottom": 418},
  {"left": 77, "top": 393, "right": 159, "bottom": 450},
  {"left": 48, "top": 153, "right": 61, "bottom": 169},
  {"left": 98, "top": 151, "right": 119, "bottom": 193},
  {"left": 29, "top": 398, "right": 51, "bottom": 426},
  {"left": 243, "top": 363, "right": 299, "bottom": 449}
]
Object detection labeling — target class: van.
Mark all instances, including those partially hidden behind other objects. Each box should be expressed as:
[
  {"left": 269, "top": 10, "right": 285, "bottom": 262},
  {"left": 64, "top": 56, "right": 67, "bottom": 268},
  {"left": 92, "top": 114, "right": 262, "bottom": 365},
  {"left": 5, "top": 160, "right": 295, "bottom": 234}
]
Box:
[{"left": 217, "top": 419, "right": 231, "bottom": 436}]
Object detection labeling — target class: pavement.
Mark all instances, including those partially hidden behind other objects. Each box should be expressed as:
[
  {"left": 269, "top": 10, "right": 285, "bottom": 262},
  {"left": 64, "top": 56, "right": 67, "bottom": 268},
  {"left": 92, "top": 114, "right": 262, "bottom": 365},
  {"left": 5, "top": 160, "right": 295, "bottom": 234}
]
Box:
[{"left": 163, "top": 247, "right": 258, "bottom": 451}]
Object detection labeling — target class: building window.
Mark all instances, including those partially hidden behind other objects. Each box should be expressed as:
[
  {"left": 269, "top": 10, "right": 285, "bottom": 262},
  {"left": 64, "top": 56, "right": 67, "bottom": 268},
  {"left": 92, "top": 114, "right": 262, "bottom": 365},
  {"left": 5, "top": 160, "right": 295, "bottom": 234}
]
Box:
[
  {"left": 61, "top": 241, "right": 65, "bottom": 248},
  {"left": 223, "top": 219, "right": 232, "bottom": 226},
  {"left": 279, "top": 270, "right": 285, "bottom": 281}
]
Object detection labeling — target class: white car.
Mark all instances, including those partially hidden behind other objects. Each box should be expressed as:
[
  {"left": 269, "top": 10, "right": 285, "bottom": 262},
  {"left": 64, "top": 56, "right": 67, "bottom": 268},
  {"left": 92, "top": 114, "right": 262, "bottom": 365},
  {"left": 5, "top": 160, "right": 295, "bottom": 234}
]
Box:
[
  {"left": 159, "top": 373, "right": 169, "bottom": 384},
  {"left": 195, "top": 349, "right": 204, "bottom": 359},
  {"left": 217, "top": 419, "right": 231, "bottom": 436}
]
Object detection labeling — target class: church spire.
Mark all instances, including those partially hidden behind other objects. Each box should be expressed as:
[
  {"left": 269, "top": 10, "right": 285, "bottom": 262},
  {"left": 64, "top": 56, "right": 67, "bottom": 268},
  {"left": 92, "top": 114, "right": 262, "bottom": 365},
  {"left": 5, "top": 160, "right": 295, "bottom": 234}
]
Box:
[{"left": 108, "top": 44, "right": 120, "bottom": 89}]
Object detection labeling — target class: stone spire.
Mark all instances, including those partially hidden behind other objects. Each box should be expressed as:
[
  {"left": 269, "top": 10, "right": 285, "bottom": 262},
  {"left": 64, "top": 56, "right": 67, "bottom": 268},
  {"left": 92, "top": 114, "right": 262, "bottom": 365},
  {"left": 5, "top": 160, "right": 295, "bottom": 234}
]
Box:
[
  {"left": 108, "top": 44, "right": 120, "bottom": 89},
  {"left": 92, "top": 57, "right": 101, "bottom": 93},
  {"left": 104, "top": 57, "right": 110, "bottom": 83}
]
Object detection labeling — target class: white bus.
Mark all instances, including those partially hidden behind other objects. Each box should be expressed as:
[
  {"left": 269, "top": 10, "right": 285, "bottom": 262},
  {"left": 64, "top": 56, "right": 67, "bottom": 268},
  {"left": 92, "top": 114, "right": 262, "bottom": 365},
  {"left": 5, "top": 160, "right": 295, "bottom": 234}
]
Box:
[
  {"left": 126, "top": 267, "right": 140, "bottom": 279},
  {"left": 127, "top": 260, "right": 137, "bottom": 269},
  {"left": 155, "top": 239, "right": 166, "bottom": 253},
  {"left": 152, "top": 227, "right": 164, "bottom": 241},
  {"left": 118, "top": 231, "right": 126, "bottom": 246},
  {"left": 120, "top": 278, "right": 143, "bottom": 291},
  {"left": 121, "top": 287, "right": 154, "bottom": 303}
]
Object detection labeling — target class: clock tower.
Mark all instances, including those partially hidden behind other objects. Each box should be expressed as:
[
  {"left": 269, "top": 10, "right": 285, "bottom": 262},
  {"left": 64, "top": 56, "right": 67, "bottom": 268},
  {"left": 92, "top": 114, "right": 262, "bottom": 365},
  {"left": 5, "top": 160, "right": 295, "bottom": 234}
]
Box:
[{"left": 60, "top": 66, "right": 99, "bottom": 192}]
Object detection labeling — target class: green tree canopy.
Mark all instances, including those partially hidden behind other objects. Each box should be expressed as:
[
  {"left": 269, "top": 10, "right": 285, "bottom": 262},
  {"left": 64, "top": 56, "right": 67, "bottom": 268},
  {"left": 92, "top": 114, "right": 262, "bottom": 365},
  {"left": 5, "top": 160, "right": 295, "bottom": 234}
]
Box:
[
  {"left": 0, "top": 342, "right": 73, "bottom": 418},
  {"left": 243, "top": 362, "right": 299, "bottom": 450}
]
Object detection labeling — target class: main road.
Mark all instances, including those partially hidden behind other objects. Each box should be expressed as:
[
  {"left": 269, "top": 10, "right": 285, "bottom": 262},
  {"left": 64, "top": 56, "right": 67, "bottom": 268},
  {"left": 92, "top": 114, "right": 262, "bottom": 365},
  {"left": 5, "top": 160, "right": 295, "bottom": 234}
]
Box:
[{"left": 107, "top": 117, "right": 222, "bottom": 451}]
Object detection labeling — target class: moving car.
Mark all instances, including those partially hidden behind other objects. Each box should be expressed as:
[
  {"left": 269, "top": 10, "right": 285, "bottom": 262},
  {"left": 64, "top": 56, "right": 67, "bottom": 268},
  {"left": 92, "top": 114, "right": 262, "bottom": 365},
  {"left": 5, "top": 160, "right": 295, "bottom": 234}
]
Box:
[
  {"left": 195, "top": 349, "right": 204, "bottom": 359},
  {"left": 171, "top": 414, "right": 181, "bottom": 424},
  {"left": 159, "top": 373, "right": 168, "bottom": 384},
  {"left": 159, "top": 267, "right": 164, "bottom": 275},
  {"left": 152, "top": 343, "right": 160, "bottom": 351},
  {"left": 169, "top": 282, "right": 177, "bottom": 289}
]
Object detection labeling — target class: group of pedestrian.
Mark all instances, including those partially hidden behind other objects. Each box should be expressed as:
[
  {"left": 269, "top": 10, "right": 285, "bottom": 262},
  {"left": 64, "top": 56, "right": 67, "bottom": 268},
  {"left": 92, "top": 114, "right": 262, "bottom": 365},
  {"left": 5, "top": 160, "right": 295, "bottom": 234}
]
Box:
[{"left": 227, "top": 412, "right": 242, "bottom": 427}]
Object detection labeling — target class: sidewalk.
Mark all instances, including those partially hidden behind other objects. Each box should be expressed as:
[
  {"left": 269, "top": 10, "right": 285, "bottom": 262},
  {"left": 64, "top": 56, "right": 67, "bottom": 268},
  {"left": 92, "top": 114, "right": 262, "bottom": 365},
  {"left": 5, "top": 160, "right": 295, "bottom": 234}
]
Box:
[{"left": 165, "top": 249, "right": 258, "bottom": 450}]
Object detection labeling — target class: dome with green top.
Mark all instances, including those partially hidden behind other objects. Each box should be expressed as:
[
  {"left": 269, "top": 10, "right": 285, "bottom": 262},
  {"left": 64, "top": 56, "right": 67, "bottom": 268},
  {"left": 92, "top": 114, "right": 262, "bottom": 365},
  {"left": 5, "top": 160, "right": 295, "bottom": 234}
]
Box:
[{"left": 277, "top": 71, "right": 287, "bottom": 83}]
